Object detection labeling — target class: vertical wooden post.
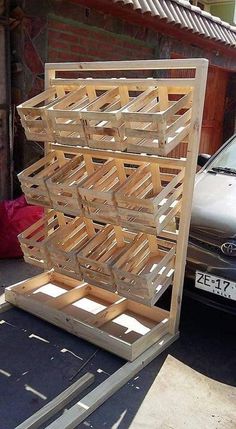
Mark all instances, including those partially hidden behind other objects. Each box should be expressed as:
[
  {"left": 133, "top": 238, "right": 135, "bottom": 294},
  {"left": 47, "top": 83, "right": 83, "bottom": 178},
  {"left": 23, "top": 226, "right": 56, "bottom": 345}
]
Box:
[{"left": 169, "top": 61, "right": 208, "bottom": 334}]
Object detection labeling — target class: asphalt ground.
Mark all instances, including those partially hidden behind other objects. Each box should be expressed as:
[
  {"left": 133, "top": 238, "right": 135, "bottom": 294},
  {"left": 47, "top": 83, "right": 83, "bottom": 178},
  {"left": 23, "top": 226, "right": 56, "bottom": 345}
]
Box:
[{"left": 0, "top": 258, "right": 235, "bottom": 429}]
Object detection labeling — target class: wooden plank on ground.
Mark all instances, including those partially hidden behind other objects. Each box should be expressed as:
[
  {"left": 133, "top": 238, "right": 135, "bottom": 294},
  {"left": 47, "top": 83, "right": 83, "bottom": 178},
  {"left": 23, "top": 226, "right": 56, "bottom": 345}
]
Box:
[
  {"left": 0, "top": 293, "right": 12, "bottom": 313},
  {"left": 45, "top": 333, "right": 178, "bottom": 429},
  {"left": 15, "top": 372, "right": 94, "bottom": 429}
]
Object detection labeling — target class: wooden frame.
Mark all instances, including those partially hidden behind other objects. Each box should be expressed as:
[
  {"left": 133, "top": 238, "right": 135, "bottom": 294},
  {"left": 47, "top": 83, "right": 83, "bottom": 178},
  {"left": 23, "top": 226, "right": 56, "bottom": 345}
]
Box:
[
  {"left": 47, "top": 216, "right": 97, "bottom": 280},
  {"left": 113, "top": 233, "right": 175, "bottom": 305},
  {"left": 17, "top": 87, "right": 71, "bottom": 142},
  {"left": 11, "top": 59, "right": 208, "bottom": 429},
  {"left": 78, "top": 157, "right": 138, "bottom": 224},
  {"left": 47, "top": 86, "right": 100, "bottom": 146},
  {"left": 115, "top": 162, "right": 184, "bottom": 235},
  {"left": 18, "top": 151, "right": 67, "bottom": 207},
  {"left": 77, "top": 225, "right": 136, "bottom": 292},
  {"left": 81, "top": 86, "right": 129, "bottom": 151},
  {"left": 44, "top": 59, "right": 208, "bottom": 335},
  {"left": 46, "top": 153, "right": 102, "bottom": 216},
  {"left": 13, "top": 58, "right": 207, "bottom": 370},
  {"left": 123, "top": 86, "right": 192, "bottom": 156},
  {"left": 18, "top": 210, "right": 70, "bottom": 268},
  {"left": 5, "top": 271, "right": 170, "bottom": 361}
]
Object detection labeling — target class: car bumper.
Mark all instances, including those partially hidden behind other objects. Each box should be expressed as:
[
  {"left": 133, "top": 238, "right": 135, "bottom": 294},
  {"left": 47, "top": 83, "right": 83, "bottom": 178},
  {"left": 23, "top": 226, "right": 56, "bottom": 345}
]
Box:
[{"left": 185, "top": 240, "right": 236, "bottom": 315}]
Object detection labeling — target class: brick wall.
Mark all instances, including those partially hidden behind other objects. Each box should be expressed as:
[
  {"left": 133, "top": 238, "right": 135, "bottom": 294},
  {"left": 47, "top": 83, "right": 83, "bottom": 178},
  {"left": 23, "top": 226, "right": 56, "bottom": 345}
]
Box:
[
  {"left": 11, "top": 0, "right": 156, "bottom": 173},
  {"left": 48, "top": 15, "right": 154, "bottom": 64}
]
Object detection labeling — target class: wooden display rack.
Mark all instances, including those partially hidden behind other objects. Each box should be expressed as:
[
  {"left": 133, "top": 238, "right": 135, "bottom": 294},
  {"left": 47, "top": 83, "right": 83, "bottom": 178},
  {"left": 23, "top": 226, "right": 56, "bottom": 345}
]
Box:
[{"left": 6, "top": 59, "right": 208, "bottom": 429}]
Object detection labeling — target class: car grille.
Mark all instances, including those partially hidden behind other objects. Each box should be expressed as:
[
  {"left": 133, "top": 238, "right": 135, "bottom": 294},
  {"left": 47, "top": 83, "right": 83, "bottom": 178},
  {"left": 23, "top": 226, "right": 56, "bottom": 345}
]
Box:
[{"left": 189, "top": 236, "right": 222, "bottom": 255}]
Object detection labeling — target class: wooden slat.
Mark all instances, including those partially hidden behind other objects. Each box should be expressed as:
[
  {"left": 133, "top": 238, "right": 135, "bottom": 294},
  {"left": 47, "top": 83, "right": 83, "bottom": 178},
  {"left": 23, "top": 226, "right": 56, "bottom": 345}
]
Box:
[
  {"left": 15, "top": 373, "right": 94, "bottom": 429},
  {"left": 49, "top": 144, "right": 186, "bottom": 168},
  {"left": 44, "top": 333, "right": 178, "bottom": 429}
]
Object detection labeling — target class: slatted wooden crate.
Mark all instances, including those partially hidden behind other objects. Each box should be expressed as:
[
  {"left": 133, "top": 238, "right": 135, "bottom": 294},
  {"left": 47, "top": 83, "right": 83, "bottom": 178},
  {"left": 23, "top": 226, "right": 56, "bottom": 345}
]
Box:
[
  {"left": 79, "top": 158, "right": 140, "bottom": 224},
  {"left": 47, "top": 216, "right": 98, "bottom": 280},
  {"left": 46, "top": 154, "right": 104, "bottom": 216},
  {"left": 48, "top": 86, "right": 100, "bottom": 146},
  {"left": 115, "top": 163, "right": 184, "bottom": 235},
  {"left": 122, "top": 87, "right": 192, "bottom": 156},
  {"left": 18, "top": 151, "right": 68, "bottom": 207},
  {"left": 81, "top": 87, "right": 133, "bottom": 151},
  {"left": 5, "top": 270, "right": 170, "bottom": 361},
  {"left": 17, "top": 87, "right": 71, "bottom": 142},
  {"left": 113, "top": 234, "right": 176, "bottom": 306},
  {"left": 18, "top": 211, "right": 70, "bottom": 268},
  {"left": 77, "top": 225, "right": 136, "bottom": 292}
]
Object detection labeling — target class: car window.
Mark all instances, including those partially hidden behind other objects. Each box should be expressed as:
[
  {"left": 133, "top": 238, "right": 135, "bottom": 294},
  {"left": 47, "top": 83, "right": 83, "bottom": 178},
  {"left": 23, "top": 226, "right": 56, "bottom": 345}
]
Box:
[{"left": 207, "top": 136, "right": 236, "bottom": 170}]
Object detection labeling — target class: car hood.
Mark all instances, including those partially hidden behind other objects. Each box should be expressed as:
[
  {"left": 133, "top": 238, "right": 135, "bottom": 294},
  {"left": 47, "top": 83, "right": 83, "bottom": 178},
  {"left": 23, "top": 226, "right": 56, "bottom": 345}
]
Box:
[{"left": 190, "top": 170, "right": 236, "bottom": 240}]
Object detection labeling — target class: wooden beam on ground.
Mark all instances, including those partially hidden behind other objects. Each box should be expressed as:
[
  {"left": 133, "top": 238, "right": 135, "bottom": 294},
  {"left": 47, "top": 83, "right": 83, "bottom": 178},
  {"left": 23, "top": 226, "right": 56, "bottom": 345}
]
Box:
[
  {"left": 0, "top": 293, "right": 12, "bottom": 313},
  {"left": 45, "top": 333, "right": 178, "bottom": 429},
  {"left": 15, "top": 372, "right": 94, "bottom": 429}
]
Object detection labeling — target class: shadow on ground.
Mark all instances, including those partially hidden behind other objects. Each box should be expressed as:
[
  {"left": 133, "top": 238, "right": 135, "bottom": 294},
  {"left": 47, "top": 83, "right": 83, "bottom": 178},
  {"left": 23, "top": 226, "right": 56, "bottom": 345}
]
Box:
[{"left": 0, "top": 259, "right": 235, "bottom": 428}]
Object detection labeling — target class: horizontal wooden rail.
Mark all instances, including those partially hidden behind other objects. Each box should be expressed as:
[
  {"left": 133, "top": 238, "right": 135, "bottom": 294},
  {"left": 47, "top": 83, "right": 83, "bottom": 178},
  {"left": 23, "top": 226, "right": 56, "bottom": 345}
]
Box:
[
  {"left": 45, "top": 58, "right": 208, "bottom": 71},
  {"left": 49, "top": 143, "right": 186, "bottom": 168}
]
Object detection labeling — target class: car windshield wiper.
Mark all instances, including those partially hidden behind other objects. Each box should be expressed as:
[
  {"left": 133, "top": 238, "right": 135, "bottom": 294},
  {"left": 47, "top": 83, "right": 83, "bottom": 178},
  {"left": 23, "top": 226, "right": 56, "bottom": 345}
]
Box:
[{"left": 208, "top": 166, "right": 236, "bottom": 175}]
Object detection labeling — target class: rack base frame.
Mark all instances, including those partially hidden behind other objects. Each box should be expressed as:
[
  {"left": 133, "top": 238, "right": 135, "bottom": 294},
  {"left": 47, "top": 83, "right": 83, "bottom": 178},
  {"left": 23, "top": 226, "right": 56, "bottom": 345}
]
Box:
[{"left": 5, "top": 270, "right": 171, "bottom": 362}]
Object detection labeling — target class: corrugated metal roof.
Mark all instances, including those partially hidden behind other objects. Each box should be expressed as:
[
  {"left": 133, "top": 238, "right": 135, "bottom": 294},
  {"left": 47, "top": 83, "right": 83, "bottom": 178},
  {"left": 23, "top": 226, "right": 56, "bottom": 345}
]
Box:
[{"left": 113, "top": 0, "right": 236, "bottom": 48}]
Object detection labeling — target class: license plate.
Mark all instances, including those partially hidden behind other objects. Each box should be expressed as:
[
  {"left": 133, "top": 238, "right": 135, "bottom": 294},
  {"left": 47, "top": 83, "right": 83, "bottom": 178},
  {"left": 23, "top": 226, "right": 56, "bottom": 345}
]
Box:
[{"left": 195, "top": 271, "right": 236, "bottom": 301}]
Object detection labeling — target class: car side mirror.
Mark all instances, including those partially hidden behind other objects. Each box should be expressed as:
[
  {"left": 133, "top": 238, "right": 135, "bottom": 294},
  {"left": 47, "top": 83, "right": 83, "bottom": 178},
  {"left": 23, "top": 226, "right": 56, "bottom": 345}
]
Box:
[{"left": 197, "top": 153, "right": 211, "bottom": 167}]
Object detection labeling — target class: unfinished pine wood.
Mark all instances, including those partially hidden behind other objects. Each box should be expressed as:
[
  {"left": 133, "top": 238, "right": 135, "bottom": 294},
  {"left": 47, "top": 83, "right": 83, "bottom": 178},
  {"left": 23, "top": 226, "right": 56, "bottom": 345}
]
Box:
[
  {"left": 122, "top": 87, "right": 192, "bottom": 156},
  {"left": 44, "top": 333, "right": 178, "bottom": 429},
  {"left": 15, "top": 59, "right": 208, "bottom": 367},
  {"left": 169, "top": 62, "right": 208, "bottom": 334},
  {"left": 5, "top": 271, "right": 170, "bottom": 361},
  {"left": 17, "top": 87, "right": 72, "bottom": 142},
  {"left": 77, "top": 225, "right": 136, "bottom": 292},
  {"left": 47, "top": 216, "right": 98, "bottom": 280},
  {"left": 18, "top": 151, "right": 68, "bottom": 207},
  {"left": 78, "top": 157, "right": 139, "bottom": 224},
  {"left": 46, "top": 154, "right": 104, "bottom": 216},
  {"left": 113, "top": 233, "right": 176, "bottom": 306},
  {"left": 48, "top": 86, "right": 101, "bottom": 146},
  {"left": 18, "top": 210, "right": 70, "bottom": 268},
  {"left": 115, "top": 162, "right": 184, "bottom": 235},
  {"left": 49, "top": 143, "right": 186, "bottom": 168},
  {"left": 15, "top": 373, "right": 94, "bottom": 429},
  {"left": 81, "top": 87, "right": 131, "bottom": 151}
]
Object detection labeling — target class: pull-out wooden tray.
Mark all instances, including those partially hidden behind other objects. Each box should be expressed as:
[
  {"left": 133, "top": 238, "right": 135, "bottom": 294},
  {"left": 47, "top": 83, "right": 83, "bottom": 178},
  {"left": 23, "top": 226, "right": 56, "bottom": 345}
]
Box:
[{"left": 5, "top": 271, "right": 169, "bottom": 361}]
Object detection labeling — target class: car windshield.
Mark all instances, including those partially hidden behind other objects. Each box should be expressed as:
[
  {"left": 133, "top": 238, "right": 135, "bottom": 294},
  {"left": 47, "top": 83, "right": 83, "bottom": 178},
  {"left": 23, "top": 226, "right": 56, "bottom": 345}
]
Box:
[{"left": 207, "top": 136, "right": 236, "bottom": 172}]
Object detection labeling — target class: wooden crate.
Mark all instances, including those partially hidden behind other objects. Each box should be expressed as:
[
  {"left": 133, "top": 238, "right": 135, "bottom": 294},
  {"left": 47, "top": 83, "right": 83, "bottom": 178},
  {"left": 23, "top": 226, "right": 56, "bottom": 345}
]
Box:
[
  {"left": 18, "top": 151, "right": 67, "bottom": 207},
  {"left": 79, "top": 158, "right": 139, "bottom": 224},
  {"left": 122, "top": 87, "right": 192, "bottom": 156},
  {"left": 17, "top": 87, "right": 70, "bottom": 142},
  {"left": 113, "top": 234, "right": 176, "bottom": 306},
  {"left": 18, "top": 211, "right": 70, "bottom": 268},
  {"left": 5, "top": 270, "right": 170, "bottom": 361},
  {"left": 77, "top": 225, "right": 136, "bottom": 292},
  {"left": 46, "top": 154, "right": 103, "bottom": 216},
  {"left": 47, "top": 216, "right": 98, "bottom": 280},
  {"left": 81, "top": 87, "right": 132, "bottom": 151},
  {"left": 48, "top": 86, "right": 99, "bottom": 146},
  {"left": 115, "top": 163, "right": 184, "bottom": 235}
]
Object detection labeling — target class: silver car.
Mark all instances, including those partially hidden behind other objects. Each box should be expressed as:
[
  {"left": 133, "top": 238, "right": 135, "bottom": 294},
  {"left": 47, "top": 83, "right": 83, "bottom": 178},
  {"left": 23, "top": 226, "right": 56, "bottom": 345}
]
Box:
[{"left": 186, "top": 133, "right": 236, "bottom": 315}]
